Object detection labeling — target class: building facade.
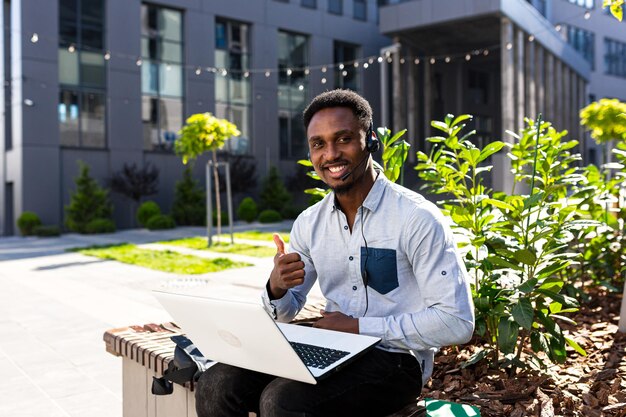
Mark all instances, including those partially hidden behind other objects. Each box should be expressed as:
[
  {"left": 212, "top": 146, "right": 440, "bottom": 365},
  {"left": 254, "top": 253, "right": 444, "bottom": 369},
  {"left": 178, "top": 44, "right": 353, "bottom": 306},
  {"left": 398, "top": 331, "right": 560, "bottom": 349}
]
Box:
[
  {"left": 0, "top": 0, "right": 389, "bottom": 235},
  {"left": 1, "top": 0, "right": 625, "bottom": 235}
]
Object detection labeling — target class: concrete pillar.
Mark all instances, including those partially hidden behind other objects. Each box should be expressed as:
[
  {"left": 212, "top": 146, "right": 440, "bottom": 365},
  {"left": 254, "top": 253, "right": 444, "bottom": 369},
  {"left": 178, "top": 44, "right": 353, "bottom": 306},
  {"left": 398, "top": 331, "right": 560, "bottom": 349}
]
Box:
[
  {"left": 495, "top": 17, "right": 515, "bottom": 193},
  {"left": 525, "top": 36, "right": 536, "bottom": 121},
  {"left": 578, "top": 76, "right": 587, "bottom": 163},
  {"left": 545, "top": 53, "right": 554, "bottom": 126},
  {"left": 423, "top": 58, "right": 432, "bottom": 146},
  {"left": 535, "top": 44, "right": 545, "bottom": 120},
  {"left": 563, "top": 66, "right": 571, "bottom": 136},
  {"left": 554, "top": 58, "right": 563, "bottom": 130},
  {"left": 515, "top": 27, "right": 525, "bottom": 132},
  {"left": 392, "top": 37, "right": 403, "bottom": 135},
  {"left": 406, "top": 47, "right": 417, "bottom": 162}
]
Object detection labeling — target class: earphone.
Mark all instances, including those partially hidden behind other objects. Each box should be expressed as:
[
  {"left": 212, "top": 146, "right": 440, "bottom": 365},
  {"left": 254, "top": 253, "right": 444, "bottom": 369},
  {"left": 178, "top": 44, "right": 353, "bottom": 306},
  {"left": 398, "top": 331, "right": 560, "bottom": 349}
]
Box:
[{"left": 365, "top": 121, "right": 380, "bottom": 153}]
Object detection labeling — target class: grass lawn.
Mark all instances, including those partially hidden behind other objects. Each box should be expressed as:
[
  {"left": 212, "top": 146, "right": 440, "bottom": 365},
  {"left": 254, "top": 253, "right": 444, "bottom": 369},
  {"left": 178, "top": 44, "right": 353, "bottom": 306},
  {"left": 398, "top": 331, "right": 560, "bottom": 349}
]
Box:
[
  {"left": 160, "top": 237, "right": 276, "bottom": 258},
  {"left": 216, "top": 231, "right": 290, "bottom": 243},
  {"left": 72, "top": 243, "right": 252, "bottom": 274}
]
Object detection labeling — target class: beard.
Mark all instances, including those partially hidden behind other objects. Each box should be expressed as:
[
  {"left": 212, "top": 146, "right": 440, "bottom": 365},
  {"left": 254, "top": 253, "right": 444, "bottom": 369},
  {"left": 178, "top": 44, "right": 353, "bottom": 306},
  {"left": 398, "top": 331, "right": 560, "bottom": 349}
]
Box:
[{"left": 330, "top": 181, "right": 355, "bottom": 195}]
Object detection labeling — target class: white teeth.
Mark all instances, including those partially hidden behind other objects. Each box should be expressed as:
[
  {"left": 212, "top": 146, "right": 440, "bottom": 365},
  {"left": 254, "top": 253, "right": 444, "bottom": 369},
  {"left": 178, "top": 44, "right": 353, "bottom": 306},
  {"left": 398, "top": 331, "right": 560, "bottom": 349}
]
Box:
[{"left": 328, "top": 165, "right": 346, "bottom": 173}]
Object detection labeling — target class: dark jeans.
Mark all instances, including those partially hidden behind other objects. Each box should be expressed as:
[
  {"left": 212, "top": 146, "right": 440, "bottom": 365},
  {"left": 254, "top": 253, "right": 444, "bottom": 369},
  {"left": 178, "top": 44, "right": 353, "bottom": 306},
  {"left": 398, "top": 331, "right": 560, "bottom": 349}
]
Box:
[{"left": 195, "top": 348, "right": 422, "bottom": 417}]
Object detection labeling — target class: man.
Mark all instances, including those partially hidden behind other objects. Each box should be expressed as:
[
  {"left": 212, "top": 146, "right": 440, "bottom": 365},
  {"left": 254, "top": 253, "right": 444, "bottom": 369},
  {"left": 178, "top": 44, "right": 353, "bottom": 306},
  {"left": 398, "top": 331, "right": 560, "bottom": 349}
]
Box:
[{"left": 196, "top": 89, "right": 474, "bottom": 417}]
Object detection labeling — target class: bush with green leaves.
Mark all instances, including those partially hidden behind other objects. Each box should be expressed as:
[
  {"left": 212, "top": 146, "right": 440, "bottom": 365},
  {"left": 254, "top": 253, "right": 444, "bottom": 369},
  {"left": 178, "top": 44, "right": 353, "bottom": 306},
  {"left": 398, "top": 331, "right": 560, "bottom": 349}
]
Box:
[
  {"left": 258, "top": 209, "right": 282, "bottom": 224},
  {"left": 237, "top": 197, "right": 258, "bottom": 223},
  {"left": 137, "top": 201, "right": 161, "bottom": 227},
  {"left": 65, "top": 162, "right": 114, "bottom": 233},
  {"left": 146, "top": 214, "right": 176, "bottom": 230},
  {"left": 415, "top": 114, "right": 592, "bottom": 371},
  {"left": 17, "top": 211, "right": 41, "bottom": 236},
  {"left": 259, "top": 166, "right": 291, "bottom": 211},
  {"left": 33, "top": 225, "right": 61, "bottom": 237},
  {"left": 172, "top": 167, "right": 206, "bottom": 226},
  {"left": 84, "top": 218, "right": 116, "bottom": 234},
  {"left": 212, "top": 210, "right": 229, "bottom": 227}
]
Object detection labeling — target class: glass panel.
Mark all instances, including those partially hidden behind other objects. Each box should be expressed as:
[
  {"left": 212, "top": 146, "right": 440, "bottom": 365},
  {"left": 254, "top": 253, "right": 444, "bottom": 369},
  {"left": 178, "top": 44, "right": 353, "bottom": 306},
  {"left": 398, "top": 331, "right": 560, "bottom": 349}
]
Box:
[
  {"left": 279, "top": 115, "right": 289, "bottom": 159},
  {"left": 328, "top": 0, "right": 342, "bottom": 14},
  {"left": 141, "top": 4, "right": 158, "bottom": 37},
  {"left": 80, "top": 51, "right": 105, "bottom": 87},
  {"left": 161, "top": 41, "right": 182, "bottom": 63},
  {"left": 301, "top": 0, "right": 317, "bottom": 8},
  {"left": 291, "top": 112, "right": 306, "bottom": 158},
  {"left": 237, "top": 24, "right": 249, "bottom": 53},
  {"left": 215, "top": 21, "right": 227, "bottom": 49},
  {"left": 215, "top": 72, "right": 228, "bottom": 102},
  {"left": 80, "top": 92, "right": 106, "bottom": 147},
  {"left": 215, "top": 49, "right": 229, "bottom": 69},
  {"left": 159, "top": 64, "right": 183, "bottom": 97},
  {"left": 59, "top": 90, "right": 80, "bottom": 146},
  {"left": 142, "top": 96, "right": 159, "bottom": 150},
  {"left": 59, "top": 0, "right": 78, "bottom": 46},
  {"left": 354, "top": 0, "right": 366, "bottom": 20},
  {"left": 159, "top": 98, "right": 183, "bottom": 147},
  {"left": 81, "top": 26, "right": 103, "bottom": 50},
  {"left": 160, "top": 9, "right": 182, "bottom": 42},
  {"left": 229, "top": 106, "right": 250, "bottom": 155},
  {"left": 81, "top": 0, "right": 104, "bottom": 27},
  {"left": 278, "top": 85, "right": 291, "bottom": 109},
  {"left": 59, "top": 49, "right": 79, "bottom": 85},
  {"left": 141, "top": 60, "right": 159, "bottom": 95},
  {"left": 230, "top": 77, "right": 250, "bottom": 104}
]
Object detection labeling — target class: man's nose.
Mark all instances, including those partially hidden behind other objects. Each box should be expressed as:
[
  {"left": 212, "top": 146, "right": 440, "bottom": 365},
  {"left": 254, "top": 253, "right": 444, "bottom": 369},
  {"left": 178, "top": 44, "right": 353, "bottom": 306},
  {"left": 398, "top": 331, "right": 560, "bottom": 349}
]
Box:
[{"left": 324, "top": 143, "right": 341, "bottom": 161}]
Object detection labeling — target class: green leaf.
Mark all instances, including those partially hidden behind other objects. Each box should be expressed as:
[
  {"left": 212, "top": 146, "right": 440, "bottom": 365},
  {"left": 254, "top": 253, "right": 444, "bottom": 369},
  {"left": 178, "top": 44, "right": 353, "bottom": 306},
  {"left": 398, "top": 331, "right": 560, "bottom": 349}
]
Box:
[
  {"left": 452, "top": 114, "right": 473, "bottom": 127},
  {"left": 531, "top": 331, "right": 550, "bottom": 353},
  {"left": 297, "top": 159, "right": 313, "bottom": 167},
  {"left": 550, "top": 314, "right": 577, "bottom": 326},
  {"left": 460, "top": 349, "right": 489, "bottom": 368},
  {"left": 611, "top": 2, "right": 623, "bottom": 20},
  {"left": 498, "top": 317, "right": 519, "bottom": 354},
  {"left": 514, "top": 248, "right": 537, "bottom": 265},
  {"left": 518, "top": 278, "right": 538, "bottom": 293},
  {"left": 565, "top": 337, "right": 587, "bottom": 356},
  {"left": 486, "top": 255, "right": 522, "bottom": 270},
  {"left": 431, "top": 121, "right": 449, "bottom": 133},
  {"left": 512, "top": 298, "right": 534, "bottom": 330},
  {"left": 477, "top": 142, "right": 505, "bottom": 163}
]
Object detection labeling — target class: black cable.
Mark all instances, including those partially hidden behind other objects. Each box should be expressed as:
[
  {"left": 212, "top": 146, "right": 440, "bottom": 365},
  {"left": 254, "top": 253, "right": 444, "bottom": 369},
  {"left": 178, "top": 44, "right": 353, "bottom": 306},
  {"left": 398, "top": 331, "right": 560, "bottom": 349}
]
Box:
[{"left": 360, "top": 205, "right": 369, "bottom": 316}]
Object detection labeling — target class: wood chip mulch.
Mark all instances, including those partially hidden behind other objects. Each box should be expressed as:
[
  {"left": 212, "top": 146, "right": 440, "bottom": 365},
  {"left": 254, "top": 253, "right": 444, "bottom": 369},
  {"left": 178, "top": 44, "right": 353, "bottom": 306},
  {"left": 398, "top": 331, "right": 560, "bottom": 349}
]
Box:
[{"left": 423, "top": 288, "right": 626, "bottom": 416}]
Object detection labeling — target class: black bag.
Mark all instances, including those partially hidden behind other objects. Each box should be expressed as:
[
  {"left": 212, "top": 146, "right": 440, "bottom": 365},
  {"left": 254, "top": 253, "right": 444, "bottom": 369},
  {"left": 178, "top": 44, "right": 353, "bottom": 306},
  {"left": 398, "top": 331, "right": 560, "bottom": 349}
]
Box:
[{"left": 151, "top": 335, "right": 213, "bottom": 395}]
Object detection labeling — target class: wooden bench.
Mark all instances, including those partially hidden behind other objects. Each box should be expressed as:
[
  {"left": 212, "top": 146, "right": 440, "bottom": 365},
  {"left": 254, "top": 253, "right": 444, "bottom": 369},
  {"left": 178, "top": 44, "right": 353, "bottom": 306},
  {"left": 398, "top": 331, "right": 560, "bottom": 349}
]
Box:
[{"left": 103, "top": 306, "right": 425, "bottom": 417}]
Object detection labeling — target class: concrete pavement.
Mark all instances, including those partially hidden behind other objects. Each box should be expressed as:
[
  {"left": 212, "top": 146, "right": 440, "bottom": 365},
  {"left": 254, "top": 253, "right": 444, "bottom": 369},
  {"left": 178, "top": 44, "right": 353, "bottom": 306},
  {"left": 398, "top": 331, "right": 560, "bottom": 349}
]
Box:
[{"left": 0, "top": 222, "right": 322, "bottom": 417}]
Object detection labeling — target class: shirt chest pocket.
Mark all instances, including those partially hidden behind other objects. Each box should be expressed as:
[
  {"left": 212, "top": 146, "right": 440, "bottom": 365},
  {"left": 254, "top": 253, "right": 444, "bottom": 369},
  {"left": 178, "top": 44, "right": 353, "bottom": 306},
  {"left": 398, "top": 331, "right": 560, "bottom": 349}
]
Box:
[{"left": 360, "top": 247, "right": 399, "bottom": 295}]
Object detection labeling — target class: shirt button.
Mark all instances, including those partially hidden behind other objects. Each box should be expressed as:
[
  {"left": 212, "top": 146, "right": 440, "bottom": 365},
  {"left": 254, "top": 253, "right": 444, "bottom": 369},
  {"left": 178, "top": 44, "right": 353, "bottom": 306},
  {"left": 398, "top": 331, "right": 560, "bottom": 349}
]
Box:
[
  {"left": 349, "top": 256, "right": 354, "bottom": 261},
  {"left": 441, "top": 271, "right": 447, "bottom": 275},
  {"left": 344, "top": 225, "right": 348, "bottom": 230},
  {"left": 352, "top": 286, "right": 357, "bottom": 291}
]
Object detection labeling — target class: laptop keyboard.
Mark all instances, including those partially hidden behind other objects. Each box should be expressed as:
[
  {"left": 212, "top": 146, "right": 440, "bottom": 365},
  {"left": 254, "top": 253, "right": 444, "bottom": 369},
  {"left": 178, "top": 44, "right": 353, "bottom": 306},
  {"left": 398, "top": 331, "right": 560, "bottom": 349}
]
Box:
[{"left": 290, "top": 342, "right": 350, "bottom": 369}]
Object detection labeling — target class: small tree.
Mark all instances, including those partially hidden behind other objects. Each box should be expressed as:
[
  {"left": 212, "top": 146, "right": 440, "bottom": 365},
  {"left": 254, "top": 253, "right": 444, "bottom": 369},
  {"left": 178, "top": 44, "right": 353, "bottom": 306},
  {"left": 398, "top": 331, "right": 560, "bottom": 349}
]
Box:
[
  {"left": 580, "top": 98, "right": 626, "bottom": 165},
  {"left": 172, "top": 167, "right": 206, "bottom": 226},
  {"left": 65, "top": 161, "right": 113, "bottom": 233},
  {"left": 260, "top": 166, "right": 291, "bottom": 212},
  {"left": 175, "top": 113, "right": 240, "bottom": 242},
  {"left": 110, "top": 162, "right": 159, "bottom": 226}
]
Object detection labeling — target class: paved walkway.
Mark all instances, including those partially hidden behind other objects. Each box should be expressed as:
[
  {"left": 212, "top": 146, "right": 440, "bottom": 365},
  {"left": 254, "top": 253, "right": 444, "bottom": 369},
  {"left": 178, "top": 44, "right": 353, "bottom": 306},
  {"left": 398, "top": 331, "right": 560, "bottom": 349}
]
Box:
[{"left": 0, "top": 222, "right": 322, "bottom": 417}]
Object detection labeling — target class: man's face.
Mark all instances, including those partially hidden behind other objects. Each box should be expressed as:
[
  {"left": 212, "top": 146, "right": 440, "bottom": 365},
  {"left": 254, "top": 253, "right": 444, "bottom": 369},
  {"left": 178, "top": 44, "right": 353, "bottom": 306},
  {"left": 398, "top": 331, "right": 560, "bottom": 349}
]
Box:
[{"left": 307, "top": 107, "right": 368, "bottom": 194}]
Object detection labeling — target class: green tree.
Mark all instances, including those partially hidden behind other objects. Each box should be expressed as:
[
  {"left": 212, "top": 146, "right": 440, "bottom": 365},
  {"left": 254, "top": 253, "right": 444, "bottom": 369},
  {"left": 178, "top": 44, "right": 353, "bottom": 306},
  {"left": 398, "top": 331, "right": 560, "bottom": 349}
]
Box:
[
  {"left": 259, "top": 166, "right": 291, "bottom": 212},
  {"left": 176, "top": 113, "right": 239, "bottom": 240},
  {"left": 65, "top": 161, "right": 113, "bottom": 233},
  {"left": 172, "top": 167, "right": 206, "bottom": 226},
  {"left": 604, "top": 0, "right": 624, "bottom": 20}
]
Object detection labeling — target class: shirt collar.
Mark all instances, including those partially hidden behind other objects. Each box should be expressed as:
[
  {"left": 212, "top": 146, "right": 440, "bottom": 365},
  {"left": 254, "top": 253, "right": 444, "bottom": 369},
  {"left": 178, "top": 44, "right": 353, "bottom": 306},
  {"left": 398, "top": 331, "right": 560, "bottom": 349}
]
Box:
[{"left": 329, "top": 171, "right": 387, "bottom": 213}]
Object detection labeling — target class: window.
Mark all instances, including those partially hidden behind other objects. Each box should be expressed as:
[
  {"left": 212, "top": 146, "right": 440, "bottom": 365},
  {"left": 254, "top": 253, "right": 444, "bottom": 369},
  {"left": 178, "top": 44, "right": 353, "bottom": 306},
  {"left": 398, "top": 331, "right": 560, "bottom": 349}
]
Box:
[
  {"left": 141, "top": 4, "right": 184, "bottom": 151},
  {"left": 605, "top": 38, "right": 626, "bottom": 78},
  {"left": 278, "top": 31, "right": 309, "bottom": 159},
  {"left": 567, "top": 0, "right": 594, "bottom": 9},
  {"left": 58, "top": 0, "right": 106, "bottom": 148},
  {"left": 526, "top": 0, "right": 547, "bottom": 16},
  {"left": 301, "top": 0, "right": 316, "bottom": 8},
  {"left": 334, "top": 41, "right": 360, "bottom": 91},
  {"left": 354, "top": 0, "right": 367, "bottom": 20},
  {"left": 563, "top": 25, "right": 595, "bottom": 69},
  {"left": 328, "top": 0, "right": 342, "bottom": 15},
  {"left": 215, "top": 19, "right": 252, "bottom": 155}
]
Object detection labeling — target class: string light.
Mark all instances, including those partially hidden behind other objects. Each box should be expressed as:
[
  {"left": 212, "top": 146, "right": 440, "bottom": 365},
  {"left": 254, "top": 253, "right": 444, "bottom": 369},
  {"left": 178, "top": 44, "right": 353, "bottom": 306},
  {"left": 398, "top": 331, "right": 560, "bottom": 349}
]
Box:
[
  {"left": 465, "top": 54, "right": 471, "bottom": 61},
  {"left": 528, "top": 35, "right": 535, "bottom": 42},
  {"left": 444, "top": 56, "right": 451, "bottom": 63},
  {"left": 584, "top": 11, "right": 591, "bottom": 19},
  {"left": 298, "top": 84, "right": 304, "bottom": 90},
  {"left": 363, "top": 62, "right": 369, "bottom": 69},
  {"left": 400, "top": 58, "right": 405, "bottom": 64},
  {"left": 353, "top": 62, "right": 359, "bottom": 68},
  {"left": 555, "top": 24, "right": 562, "bottom": 31},
  {"left": 506, "top": 42, "right": 513, "bottom": 50},
  {"left": 386, "top": 56, "right": 392, "bottom": 63},
  {"left": 321, "top": 66, "right": 327, "bottom": 73},
  {"left": 377, "top": 57, "right": 383, "bottom": 63},
  {"left": 321, "top": 77, "right": 327, "bottom": 84},
  {"left": 265, "top": 71, "right": 270, "bottom": 77},
  {"left": 30, "top": 33, "right": 38, "bottom": 43},
  {"left": 342, "top": 70, "right": 348, "bottom": 76},
  {"left": 414, "top": 58, "right": 420, "bottom": 65},
  {"left": 136, "top": 57, "right": 142, "bottom": 66},
  {"left": 286, "top": 68, "right": 292, "bottom": 76},
  {"left": 195, "top": 67, "right": 202, "bottom": 75},
  {"left": 68, "top": 44, "right": 76, "bottom": 53},
  {"left": 339, "top": 63, "right": 344, "bottom": 70},
  {"left": 368, "top": 58, "right": 374, "bottom": 64},
  {"left": 304, "top": 68, "right": 310, "bottom": 75},
  {"left": 220, "top": 68, "right": 228, "bottom": 76},
  {"left": 104, "top": 51, "right": 111, "bottom": 60},
  {"left": 483, "top": 50, "right": 489, "bottom": 56},
  {"left": 244, "top": 71, "right": 250, "bottom": 78},
  {"left": 430, "top": 57, "right": 435, "bottom": 64}
]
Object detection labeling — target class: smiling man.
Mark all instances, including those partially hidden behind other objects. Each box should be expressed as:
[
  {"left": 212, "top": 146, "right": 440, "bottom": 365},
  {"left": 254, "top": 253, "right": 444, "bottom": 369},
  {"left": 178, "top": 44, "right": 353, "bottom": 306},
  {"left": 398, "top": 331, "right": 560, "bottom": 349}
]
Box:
[{"left": 195, "top": 89, "right": 475, "bottom": 417}]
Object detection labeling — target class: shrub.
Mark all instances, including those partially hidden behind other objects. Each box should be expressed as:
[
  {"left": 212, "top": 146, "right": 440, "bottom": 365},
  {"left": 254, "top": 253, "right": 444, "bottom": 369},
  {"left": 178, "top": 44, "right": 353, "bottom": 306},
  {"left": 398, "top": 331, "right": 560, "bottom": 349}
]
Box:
[
  {"left": 212, "top": 210, "right": 229, "bottom": 227},
  {"left": 237, "top": 197, "right": 258, "bottom": 223},
  {"left": 146, "top": 214, "right": 176, "bottom": 230},
  {"left": 33, "top": 225, "right": 61, "bottom": 237},
  {"left": 65, "top": 161, "right": 113, "bottom": 233},
  {"left": 137, "top": 201, "right": 161, "bottom": 227},
  {"left": 17, "top": 211, "right": 41, "bottom": 236},
  {"left": 172, "top": 167, "right": 206, "bottom": 226},
  {"left": 84, "top": 218, "right": 116, "bottom": 234},
  {"left": 281, "top": 205, "right": 302, "bottom": 219},
  {"left": 259, "top": 166, "right": 291, "bottom": 211},
  {"left": 258, "top": 209, "right": 282, "bottom": 224}
]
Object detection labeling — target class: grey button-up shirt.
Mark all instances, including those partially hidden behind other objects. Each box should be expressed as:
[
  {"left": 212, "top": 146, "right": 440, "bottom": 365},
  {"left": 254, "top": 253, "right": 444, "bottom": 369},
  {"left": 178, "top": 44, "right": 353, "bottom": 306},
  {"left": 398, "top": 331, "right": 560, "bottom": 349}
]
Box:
[{"left": 262, "top": 174, "right": 474, "bottom": 384}]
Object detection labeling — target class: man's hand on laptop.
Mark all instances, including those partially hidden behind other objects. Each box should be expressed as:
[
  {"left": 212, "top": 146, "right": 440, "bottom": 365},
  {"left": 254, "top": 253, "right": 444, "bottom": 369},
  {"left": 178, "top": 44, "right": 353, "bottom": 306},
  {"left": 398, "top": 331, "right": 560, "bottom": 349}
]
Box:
[
  {"left": 313, "top": 310, "right": 359, "bottom": 334},
  {"left": 269, "top": 233, "right": 305, "bottom": 299}
]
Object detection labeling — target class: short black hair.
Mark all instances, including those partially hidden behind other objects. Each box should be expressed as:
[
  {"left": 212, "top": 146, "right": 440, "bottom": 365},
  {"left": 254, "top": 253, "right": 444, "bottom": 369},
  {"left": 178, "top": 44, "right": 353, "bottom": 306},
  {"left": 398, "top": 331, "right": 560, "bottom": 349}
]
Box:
[{"left": 303, "top": 89, "right": 372, "bottom": 133}]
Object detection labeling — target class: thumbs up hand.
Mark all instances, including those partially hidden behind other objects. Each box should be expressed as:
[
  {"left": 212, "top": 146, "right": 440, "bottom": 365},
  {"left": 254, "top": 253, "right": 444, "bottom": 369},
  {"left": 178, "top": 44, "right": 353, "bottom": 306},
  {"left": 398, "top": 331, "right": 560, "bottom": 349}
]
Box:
[{"left": 268, "top": 233, "right": 305, "bottom": 299}]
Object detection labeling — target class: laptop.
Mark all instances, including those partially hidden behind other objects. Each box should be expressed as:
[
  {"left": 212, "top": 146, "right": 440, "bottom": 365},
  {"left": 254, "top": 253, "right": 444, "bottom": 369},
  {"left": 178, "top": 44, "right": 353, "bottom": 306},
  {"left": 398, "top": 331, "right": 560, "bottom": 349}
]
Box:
[{"left": 153, "top": 290, "right": 380, "bottom": 384}]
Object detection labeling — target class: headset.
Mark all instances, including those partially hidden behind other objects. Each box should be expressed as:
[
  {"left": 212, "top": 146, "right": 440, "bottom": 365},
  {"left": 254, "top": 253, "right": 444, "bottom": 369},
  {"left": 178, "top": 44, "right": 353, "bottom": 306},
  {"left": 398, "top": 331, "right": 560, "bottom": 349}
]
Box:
[{"left": 365, "top": 121, "right": 380, "bottom": 153}]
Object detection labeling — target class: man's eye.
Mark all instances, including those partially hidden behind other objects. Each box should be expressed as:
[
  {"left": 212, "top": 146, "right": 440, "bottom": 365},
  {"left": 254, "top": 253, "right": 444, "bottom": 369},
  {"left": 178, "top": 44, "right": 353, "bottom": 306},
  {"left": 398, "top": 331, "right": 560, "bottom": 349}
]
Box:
[
  {"left": 311, "top": 142, "right": 323, "bottom": 149},
  {"left": 338, "top": 137, "right": 351, "bottom": 143}
]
